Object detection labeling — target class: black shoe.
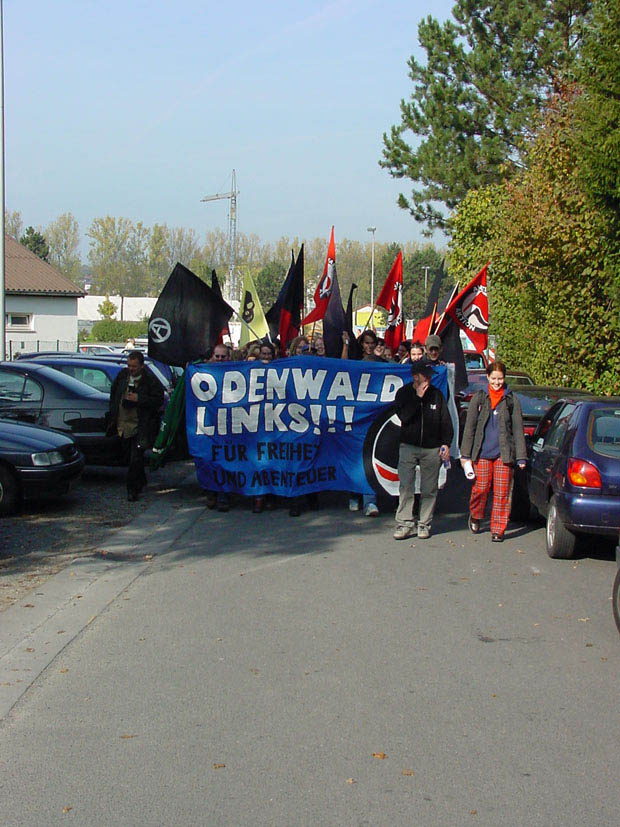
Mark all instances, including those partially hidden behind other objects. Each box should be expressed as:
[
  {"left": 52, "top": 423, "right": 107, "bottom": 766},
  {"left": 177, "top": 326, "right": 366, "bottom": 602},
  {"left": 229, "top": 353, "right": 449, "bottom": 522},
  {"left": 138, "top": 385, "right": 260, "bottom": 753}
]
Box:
[
  {"left": 206, "top": 492, "right": 217, "bottom": 510},
  {"left": 491, "top": 533, "right": 504, "bottom": 542},
  {"left": 468, "top": 514, "right": 480, "bottom": 534},
  {"left": 217, "top": 496, "right": 230, "bottom": 513}
]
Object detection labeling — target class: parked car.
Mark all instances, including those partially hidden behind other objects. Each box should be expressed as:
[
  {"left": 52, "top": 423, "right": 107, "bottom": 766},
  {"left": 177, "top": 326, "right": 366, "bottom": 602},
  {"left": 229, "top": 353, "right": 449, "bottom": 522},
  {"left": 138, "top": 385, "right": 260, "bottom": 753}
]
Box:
[
  {"left": 464, "top": 368, "right": 534, "bottom": 387},
  {"left": 15, "top": 353, "right": 174, "bottom": 399},
  {"left": 519, "top": 396, "right": 620, "bottom": 558},
  {"left": 0, "top": 361, "right": 120, "bottom": 465},
  {"left": 78, "top": 344, "right": 123, "bottom": 355},
  {"left": 463, "top": 350, "right": 488, "bottom": 370},
  {"left": 458, "top": 384, "right": 590, "bottom": 442},
  {"left": 0, "top": 418, "right": 85, "bottom": 515},
  {"left": 16, "top": 351, "right": 177, "bottom": 391}
]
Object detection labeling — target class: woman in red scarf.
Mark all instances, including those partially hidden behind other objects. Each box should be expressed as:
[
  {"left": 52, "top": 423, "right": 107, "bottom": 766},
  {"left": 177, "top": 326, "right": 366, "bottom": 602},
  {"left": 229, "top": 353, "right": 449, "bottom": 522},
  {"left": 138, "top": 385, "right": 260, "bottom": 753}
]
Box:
[{"left": 460, "top": 361, "right": 527, "bottom": 542}]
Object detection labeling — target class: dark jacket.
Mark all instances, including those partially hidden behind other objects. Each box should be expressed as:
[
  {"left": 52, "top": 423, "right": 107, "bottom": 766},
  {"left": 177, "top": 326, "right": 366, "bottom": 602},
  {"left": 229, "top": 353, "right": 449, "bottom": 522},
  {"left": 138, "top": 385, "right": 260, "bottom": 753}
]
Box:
[
  {"left": 394, "top": 382, "right": 453, "bottom": 448},
  {"left": 109, "top": 366, "right": 164, "bottom": 449},
  {"left": 461, "top": 388, "right": 527, "bottom": 464}
]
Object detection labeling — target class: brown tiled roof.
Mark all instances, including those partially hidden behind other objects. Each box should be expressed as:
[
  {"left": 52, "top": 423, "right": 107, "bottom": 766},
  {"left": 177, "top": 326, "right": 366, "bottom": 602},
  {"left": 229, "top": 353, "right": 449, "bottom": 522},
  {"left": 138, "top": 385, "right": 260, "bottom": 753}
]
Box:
[{"left": 4, "top": 235, "right": 84, "bottom": 297}]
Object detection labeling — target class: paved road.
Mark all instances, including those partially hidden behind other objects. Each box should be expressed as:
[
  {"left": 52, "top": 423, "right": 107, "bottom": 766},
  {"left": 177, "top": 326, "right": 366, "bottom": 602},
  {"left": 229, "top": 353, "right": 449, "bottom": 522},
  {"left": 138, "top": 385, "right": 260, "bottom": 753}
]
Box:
[{"left": 1, "top": 471, "right": 618, "bottom": 826}]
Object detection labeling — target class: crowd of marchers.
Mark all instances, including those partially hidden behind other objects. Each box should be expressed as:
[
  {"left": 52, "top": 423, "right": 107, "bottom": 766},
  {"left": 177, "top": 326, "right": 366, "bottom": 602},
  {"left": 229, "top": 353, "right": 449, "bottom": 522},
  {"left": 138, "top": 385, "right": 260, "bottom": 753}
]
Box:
[{"left": 110, "top": 332, "right": 525, "bottom": 543}]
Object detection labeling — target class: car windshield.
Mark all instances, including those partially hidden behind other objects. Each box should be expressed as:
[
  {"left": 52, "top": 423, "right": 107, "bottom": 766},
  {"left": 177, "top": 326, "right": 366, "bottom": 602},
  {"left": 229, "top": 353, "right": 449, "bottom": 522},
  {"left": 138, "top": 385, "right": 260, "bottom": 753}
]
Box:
[
  {"left": 32, "top": 365, "right": 107, "bottom": 398},
  {"left": 588, "top": 408, "right": 620, "bottom": 458},
  {"left": 515, "top": 391, "right": 569, "bottom": 417},
  {"left": 465, "top": 354, "right": 485, "bottom": 369}
]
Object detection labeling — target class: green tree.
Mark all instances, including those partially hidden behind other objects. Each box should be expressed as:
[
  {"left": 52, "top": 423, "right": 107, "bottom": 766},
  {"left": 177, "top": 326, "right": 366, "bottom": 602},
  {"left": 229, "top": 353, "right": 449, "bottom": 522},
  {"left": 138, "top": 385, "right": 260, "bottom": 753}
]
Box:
[
  {"left": 381, "top": 0, "right": 591, "bottom": 232},
  {"left": 125, "top": 221, "right": 150, "bottom": 296},
  {"left": 149, "top": 223, "right": 172, "bottom": 293},
  {"left": 45, "top": 212, "right": 81, "bottom": 279},
  {"left": 255, "top": 260, "right": 286, "bottom": 308},
  {"left": 5, "top": 210, "right": 23, "bottom": 240},
  {"left": 20, "top": 226, "right": 49, "bottom": 260},
  {"left": 87, "top": 216, "right": 132, "bottom": 295},
  {"left": 97, "top": 296, "right": 117, "bottom": 320},
  {"left": 574, "top": 0, "right": 620, "bottom": 214},
  {"left": 450, "top": 88, "right": 620, "bottom": 392}
]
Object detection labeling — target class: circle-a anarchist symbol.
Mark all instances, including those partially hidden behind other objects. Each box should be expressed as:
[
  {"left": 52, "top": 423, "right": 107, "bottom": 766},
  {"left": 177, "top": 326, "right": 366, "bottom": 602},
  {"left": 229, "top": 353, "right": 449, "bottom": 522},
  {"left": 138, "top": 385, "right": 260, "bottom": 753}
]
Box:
[{"left": 149, "top": 317, "right": 172, "bottom": 343}]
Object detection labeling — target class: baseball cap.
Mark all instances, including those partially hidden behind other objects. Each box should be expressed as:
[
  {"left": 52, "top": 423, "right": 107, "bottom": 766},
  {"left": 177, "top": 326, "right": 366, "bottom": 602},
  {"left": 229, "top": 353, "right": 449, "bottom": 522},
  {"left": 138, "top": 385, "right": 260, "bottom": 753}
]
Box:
[
  {"left": 410, "top": 358, "right": 433, "bottom": 376},
  {"left": 425, "top": 334, "right": 442, "bottom": 349}
]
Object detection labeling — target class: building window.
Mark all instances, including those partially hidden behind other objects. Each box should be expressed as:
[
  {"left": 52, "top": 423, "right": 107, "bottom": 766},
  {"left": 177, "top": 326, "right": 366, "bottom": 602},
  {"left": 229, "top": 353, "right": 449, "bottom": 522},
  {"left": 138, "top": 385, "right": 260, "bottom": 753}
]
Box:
[{"left": 5, "top": 313, "right": 33, "bottom": 330}]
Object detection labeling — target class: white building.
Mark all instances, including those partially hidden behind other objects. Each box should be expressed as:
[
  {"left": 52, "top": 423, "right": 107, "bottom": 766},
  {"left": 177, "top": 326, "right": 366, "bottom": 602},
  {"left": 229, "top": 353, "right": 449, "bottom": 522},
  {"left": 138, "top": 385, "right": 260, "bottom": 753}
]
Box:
[
  {"left": 77, "top": 295, "right": 158, "bottom": 323},
  {"left": 4, "top": 236, "right": 84, "bottom": 359}
]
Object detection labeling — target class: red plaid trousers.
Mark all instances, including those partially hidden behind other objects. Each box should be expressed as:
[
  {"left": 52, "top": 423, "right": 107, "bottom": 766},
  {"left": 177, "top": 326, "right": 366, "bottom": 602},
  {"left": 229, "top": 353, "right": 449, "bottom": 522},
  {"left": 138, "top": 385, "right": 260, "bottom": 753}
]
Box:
[{"left": 469, "top": 458, "right": 514, "bottom": 536}]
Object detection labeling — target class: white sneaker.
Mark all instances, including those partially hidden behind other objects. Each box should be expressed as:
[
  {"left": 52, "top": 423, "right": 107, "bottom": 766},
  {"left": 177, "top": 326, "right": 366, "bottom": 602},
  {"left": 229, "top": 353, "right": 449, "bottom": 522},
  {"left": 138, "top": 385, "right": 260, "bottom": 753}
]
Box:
[
  {"left": 417, "top": 524, "right": 430, "bottom": 539},
  {"left": 393, "top": 524, "right": 415, "bottom": 540},
  {"left": 348, "top": 497, "right": 360, "bottom": 511},
  {"left": 364, "top": 502, "right": 379, "bottom": 517}
]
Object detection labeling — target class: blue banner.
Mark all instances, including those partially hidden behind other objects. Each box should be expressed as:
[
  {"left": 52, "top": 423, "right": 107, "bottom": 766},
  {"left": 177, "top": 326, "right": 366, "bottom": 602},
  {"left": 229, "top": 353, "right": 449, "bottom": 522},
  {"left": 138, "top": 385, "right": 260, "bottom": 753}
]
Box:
[{"left": 186, "top": 356, "right": 448, "bottom": 498}]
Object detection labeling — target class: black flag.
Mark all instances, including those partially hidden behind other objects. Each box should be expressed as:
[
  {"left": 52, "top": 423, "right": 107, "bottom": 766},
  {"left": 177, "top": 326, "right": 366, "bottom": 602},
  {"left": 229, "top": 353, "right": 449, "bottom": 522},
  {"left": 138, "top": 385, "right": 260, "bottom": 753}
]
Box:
[
  {"left": 422, "top": 260, "right": 446, "bottom": 319},
  {"left": 265, "top": 247, "right": 305, "bottom": 353},
  {"left": 322, "top": 265, "right": 346, "bottom": 358},
  {"left": 439, "top": 317, "right": 468, "bottom": 395},
  {"left": 148, "top": 263, "right": 233, "bottom": 366},
  {"left": 265, "top": 249, "right": 304, "bottom": 351},
  {"left": 211, "top": 269, "right": 230, "bottom": 345},
  {"left": 344, "top": 282, "right": 362, "bottom": 360}
]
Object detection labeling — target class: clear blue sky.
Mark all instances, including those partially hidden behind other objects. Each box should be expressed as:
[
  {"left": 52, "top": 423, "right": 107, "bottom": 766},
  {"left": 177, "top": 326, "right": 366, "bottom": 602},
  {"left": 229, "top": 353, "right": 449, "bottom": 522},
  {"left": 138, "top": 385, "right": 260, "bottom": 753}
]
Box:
[{"left": 5, "top": 0, "right": 455, "bottom": 252}]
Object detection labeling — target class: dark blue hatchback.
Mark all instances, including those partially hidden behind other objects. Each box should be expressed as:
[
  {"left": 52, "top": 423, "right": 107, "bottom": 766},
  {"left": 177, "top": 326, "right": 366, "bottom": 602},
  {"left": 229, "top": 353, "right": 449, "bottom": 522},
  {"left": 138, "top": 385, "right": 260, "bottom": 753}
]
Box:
[{"left": 524, "top": 396, "right": 620, "bottom": 558}]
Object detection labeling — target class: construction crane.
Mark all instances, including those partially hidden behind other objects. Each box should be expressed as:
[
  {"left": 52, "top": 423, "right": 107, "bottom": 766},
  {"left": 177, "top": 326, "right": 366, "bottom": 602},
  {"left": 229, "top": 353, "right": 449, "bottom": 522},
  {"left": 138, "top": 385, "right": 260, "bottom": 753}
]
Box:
[{"left": 201, "top": 169, "right": 239, "bottom": 303}]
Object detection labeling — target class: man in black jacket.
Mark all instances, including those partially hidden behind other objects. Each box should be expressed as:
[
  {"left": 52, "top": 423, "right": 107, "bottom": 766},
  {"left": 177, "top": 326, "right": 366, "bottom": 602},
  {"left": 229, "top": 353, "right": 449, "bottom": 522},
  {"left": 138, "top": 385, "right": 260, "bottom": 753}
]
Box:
[
  {"left": 393, "top": 360, "right": 453, "bottom": 540},
  {"left": 109, "top": 351, "right": 164, "bottom": 501}
]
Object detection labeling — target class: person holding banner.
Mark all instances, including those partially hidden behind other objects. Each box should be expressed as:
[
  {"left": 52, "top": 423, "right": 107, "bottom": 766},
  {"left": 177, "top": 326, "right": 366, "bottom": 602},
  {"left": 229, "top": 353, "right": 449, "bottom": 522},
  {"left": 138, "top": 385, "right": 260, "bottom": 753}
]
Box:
[{"left": 393, "top": 360, "right": 453, "bottom": 540}]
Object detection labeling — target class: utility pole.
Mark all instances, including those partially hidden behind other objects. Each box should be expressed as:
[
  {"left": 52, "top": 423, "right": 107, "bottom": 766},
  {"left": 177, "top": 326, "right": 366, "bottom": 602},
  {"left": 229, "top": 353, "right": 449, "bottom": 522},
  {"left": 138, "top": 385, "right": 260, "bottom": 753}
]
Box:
[
  {"left": 201, "top": 170, "right": 239, "bottom": 303},
  {"left": 0, "top": 0, "right": 5, "bottom": 361}
]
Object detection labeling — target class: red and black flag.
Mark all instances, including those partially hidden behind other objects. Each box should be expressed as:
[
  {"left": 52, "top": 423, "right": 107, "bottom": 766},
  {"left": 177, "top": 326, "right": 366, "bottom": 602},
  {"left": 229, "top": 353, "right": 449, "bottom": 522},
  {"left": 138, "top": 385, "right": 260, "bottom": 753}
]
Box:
[
  {"left": 300, "top": 227, "right": 336, "bottom": 326},
  {"left": 148, "top": 263, "right": 233, "bottom": 366},
  {"left": 265, "top": 246, "right": 305, "bottom": 354},
  {"left": 375, "top": 251, "right": 404, "bottom": 350},
  {"left": 436, "top": 264, "right": 489, "bottom": 352}
]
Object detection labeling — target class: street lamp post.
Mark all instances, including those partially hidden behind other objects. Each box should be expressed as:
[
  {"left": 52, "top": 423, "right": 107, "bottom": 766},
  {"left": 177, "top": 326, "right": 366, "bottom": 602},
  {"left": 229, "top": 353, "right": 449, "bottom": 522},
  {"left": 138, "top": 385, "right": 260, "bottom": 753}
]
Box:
[
  {"left": 367, "top": 226, "right": 376, "bottom": 309},
  {"left": 422, "top": 266, "right": 430, "bottom": 303},
  {"left": 0, "top": 0, "right": 5, "bottom": 362}
]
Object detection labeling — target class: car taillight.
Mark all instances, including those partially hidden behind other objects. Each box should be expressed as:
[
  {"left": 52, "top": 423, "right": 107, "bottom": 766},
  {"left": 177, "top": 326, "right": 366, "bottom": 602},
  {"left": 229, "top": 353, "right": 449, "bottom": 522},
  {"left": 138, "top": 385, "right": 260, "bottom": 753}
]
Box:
[
  {"left": 567, "top": 457, "right": 602, "bottom": 489},
  {"left": 524, "top": 424, "right": 536, "bottom": 436}
]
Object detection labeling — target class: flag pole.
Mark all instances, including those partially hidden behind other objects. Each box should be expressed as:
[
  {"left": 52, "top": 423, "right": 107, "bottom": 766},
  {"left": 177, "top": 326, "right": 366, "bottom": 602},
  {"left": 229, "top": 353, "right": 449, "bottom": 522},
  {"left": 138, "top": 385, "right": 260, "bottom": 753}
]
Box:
[
  {"left": 230, "top": 307, "right": 266, "bottom": 343},
  {"left": 361, "top": 299, "right": 382, "bottom": 335},
  {"left": 433, "top": 282, "right": 460, "bottom": 336}
]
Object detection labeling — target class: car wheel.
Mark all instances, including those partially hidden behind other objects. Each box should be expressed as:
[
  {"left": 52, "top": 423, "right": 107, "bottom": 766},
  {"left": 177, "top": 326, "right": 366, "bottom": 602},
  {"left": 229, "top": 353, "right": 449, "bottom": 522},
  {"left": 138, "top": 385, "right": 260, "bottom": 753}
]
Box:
[
  {"left": 0, "top": 464, "right": 20, "bottom": 517},
  {"left": 613, "top": 569, "right": 620, "bottom": 635},
  {"left": 546, "top": 494, "right": 577, "bottom": 559}
]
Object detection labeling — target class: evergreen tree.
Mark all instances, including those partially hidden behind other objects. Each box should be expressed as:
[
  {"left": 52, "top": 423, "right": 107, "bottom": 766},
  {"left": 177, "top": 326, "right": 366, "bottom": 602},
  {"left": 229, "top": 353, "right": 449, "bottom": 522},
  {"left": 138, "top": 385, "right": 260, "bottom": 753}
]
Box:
[
  {"left": 20, "top": 226, "right": 49, "bottom": 261},
  {"left": 575, "top": 0, "right": 620, "bottom": 213},
  {"left": 381, "top": 0, "right": 591, "bottom": 232}
]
